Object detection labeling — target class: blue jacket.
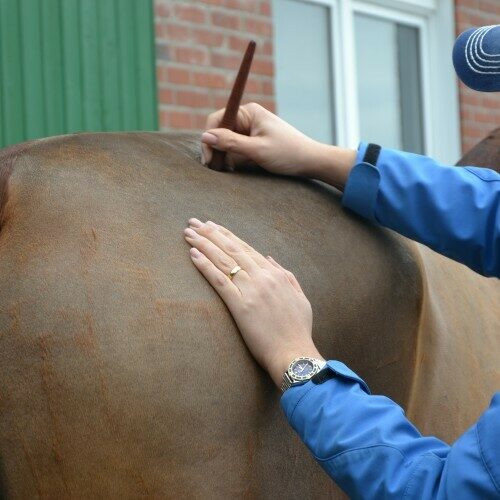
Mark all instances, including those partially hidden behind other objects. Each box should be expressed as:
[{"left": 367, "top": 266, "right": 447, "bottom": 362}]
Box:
[{"left": 281, "top": 143, "right": 500, "bottom": 499}]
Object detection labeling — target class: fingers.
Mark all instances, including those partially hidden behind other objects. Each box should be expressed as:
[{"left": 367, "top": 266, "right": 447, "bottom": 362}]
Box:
[
  {"left": 189, "top": 247, "right": 242, "bottom": 306},
  {"left": 266, "top": 256, "right": 304, "bottom": 293},
  {"left": 202, "top": 103, "right": 262, "bottom": 167},
  {"left": 202, "top": 108, "right": 224, "bottom": 165},
  {"left": 207, "top": 222, "right": 272, "bottom": 269},
  {"left": 184, "top": 227, "right": 249, "bottom": 287},
  {"left": 201, "top": 128, "right": 260, "bottom": 163},
  {"left": 188, "top": 219, "right": 262, "bottom": 274}
]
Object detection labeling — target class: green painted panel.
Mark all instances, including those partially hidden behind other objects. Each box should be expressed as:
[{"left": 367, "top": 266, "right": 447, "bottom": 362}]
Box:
[
  {"left": 61, "top": 0, "right": 83, "bottom": 132},
  {"left": 99, "top": 0, "right": 121, "bottom": 130},
  {"left": 20, "top": 0, "right": 45, "bottom": 140},
  {"left": 1, "top": 0, "right": 24, "bottom": 145},
  {"left": 0, "top": 0, "right": 157, "bottom": 148},
  {"left": 118, "top": 0, "right": 139, "bottom": 131}
]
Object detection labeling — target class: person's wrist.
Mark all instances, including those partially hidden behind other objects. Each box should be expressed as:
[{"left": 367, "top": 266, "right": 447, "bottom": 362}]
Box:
[
  {"left": 267, "top": 341, "right": 324, "bottom": 388},
  {"left": 306, "top": 143, "right": 356, "bottom": 190}
]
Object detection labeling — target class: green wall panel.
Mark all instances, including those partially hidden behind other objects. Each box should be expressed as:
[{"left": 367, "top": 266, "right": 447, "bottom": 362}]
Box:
[{"left": 0, "top": 0, "right": 158, "bottom": 148}]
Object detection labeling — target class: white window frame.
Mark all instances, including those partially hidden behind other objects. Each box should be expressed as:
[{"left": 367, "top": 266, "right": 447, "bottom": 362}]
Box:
[{"left": 280, "top": 0, "right": 460, "bottom": 163}]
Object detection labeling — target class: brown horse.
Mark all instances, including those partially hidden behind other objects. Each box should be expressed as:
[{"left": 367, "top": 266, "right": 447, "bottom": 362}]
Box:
[{"left": 0, "top": 130, "right": 499, "bottom": 498}]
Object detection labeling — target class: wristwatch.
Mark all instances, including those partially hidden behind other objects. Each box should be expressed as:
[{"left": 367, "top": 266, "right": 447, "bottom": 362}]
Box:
[{"left": 281, "top": 357, "right": 327, "bottom": 392}]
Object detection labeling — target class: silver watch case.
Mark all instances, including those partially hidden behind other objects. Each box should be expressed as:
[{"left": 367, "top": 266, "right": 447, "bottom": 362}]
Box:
[{"left": 281, "top": 357, "right": 327, "bottom": 392}]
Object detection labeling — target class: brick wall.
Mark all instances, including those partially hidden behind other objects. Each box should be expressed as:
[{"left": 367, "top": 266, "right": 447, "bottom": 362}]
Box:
[
  {"left": 455, "top": 0, "right": 500, "bottom": 155},
  {"left": 154, "top": 0, "right": 499, "bottom": 156},
  {"left": 154, "top": 0, "right": 274, "bottom": 132}
]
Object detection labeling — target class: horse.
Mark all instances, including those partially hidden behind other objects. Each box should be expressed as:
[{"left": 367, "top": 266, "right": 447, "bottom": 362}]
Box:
[{"left": 0, "top": 129, "right": 498, "bottom": 498}]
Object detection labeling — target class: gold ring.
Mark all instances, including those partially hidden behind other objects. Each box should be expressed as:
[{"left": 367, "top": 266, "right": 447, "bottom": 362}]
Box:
[{"left": 229, "top": 266, "right": 242, "bottom": 280}]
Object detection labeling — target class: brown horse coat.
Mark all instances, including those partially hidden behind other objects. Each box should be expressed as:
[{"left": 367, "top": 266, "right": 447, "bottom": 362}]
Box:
[{"left": 0, "top": 131, "right": 498, "bottom": 498}]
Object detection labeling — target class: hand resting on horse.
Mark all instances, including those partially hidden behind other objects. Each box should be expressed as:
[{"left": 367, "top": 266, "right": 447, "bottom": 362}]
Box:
[{"left": 184, "top": 218, "right": 323, "bottom": 388}]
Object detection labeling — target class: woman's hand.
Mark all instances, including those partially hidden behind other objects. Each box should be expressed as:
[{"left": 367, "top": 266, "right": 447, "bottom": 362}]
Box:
[
  {"left": 184, "top": 218, "right": 323, "bottom": 388},
  {"left": 201, "top": 103, "right": 356, "bottom": 189}
]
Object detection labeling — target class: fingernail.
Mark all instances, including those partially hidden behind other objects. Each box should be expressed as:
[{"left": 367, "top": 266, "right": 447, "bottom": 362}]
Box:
[
  {"left": 201, "top": 151, "right": 206, "bottom": 165},
  {"left": 188, "top": 218, "right": 203, "bottom": 228},
  {"left": 184, "top": 228, "right": 198, "bottom": 238},
  {"left": 201, "top": 132, "right": 218, "bottom": 145},
  {"left": 190, "top": 247, "right": 203, "bottom": 259}
]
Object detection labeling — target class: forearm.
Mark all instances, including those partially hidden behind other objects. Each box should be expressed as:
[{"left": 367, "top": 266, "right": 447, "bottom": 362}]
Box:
[
  {"left": 281, "top": 361, "right": 500, "bottom": 498},
  {"left": 342, "top": 144, "right": 500, "bottom": 277}
]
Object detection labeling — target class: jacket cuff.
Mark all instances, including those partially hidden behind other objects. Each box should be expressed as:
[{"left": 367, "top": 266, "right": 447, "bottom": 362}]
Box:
[
  {"left": 342, "top": 162, "right": 381, "bottom": 222},
  {"left": 355, "top": 142, "right": 369, "bottom": 165},
  {"left": 280, "top": 360, "right": 370, "bottom": 423}
]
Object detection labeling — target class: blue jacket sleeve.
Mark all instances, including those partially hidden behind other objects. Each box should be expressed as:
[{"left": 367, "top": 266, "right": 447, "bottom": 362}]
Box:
[
  {"left": 342, "top": 143, "right": 500, "bottom": 277},
  {"left": 281, "top": 361, "right": 500, "bottom": 499}
]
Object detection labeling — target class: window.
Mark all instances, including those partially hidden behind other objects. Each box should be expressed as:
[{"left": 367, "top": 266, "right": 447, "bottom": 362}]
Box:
[
  {"left": 273, "top": 0, "right": 335, "bottom": 144},
  {"left": 355, "top": 14, "right": 423, "bottom": 152},
  {"left": 272, "top": 0, "right": 460, "bottom": 163}
]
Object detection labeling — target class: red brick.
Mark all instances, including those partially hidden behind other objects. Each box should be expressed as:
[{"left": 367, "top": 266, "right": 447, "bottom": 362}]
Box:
[
  {"left": 174, "top": 46, "right": 209, "bottom": 65},
  {"left": 244, "top": 17, "right": 272, "bottom": 37},
  {"left": 158, "top": 88, "right": 175, "bottom": 104},
  {"left": 192, "top": 28, "right": 225, "bottom": 47},
  {"left": 166, "top": 23, "right": 191, "bottom": 42},
  {"left": 458, "top": 0, "right": 478, "bottom": 8},
  {"left": 198, "top": 0, "right": 225, "bottom": 5},
  {"left": 169, "top": 111, "right": 193, "bottom": 129},
  {"left": 462, "top": 91, "right": 481, "bottom": 106},
  {"left": 244, "top": 77, "right": 261, "bottom": 94},
  {"left": 175, "top": 4, "right": 206, "bottom": 24},
  {"left": 211, "top": 11, "right": 240, "bottom": 30},
  {"left": 463, "top": 125, "right": 486, "bottom": 138},
  {"left": 193, "top": 113, "right": 210, "bottom": 129},
  {"left": 228, "top": 35, "right": 255, "bottom": 52},
  {"left": 482, "top": 96, "right": 500, "bottom": 109},
  {"left": 156, "top": 66, "right": 168, "bottom": 83},
  {"left": 155, "top": 2, "right": 171, "bottom": 18},
  {"left": 211, "top": 52, "right": 242, "bottom": 70},
  {"left": 213, "top": 94, "right": 230, "bottom": 109},
  {"left": 262, "top": 40, "right": 273, "bottom": 56},
  {"left": 176, "top": 90, "right": 211, "bottom": 108},
  {"left": 155, "top": 23, "right": 167, "bottom": 38},
  {"left": 193, "top": 71, "right": 227, "bottom": 89},
  {"left": 262, "top": 79, "right": 274, "bottom": 96},
  {"left": 225, "top": 0, "right": 259, "bottom": 12},
  {"left": 167, "top": 67, "right": 191, "bottom": 84},
  {"left": 256, "top": 99, "right": 275, "bottom": 113},
  {"left": 252, "top": 58, "right": 274, "bottom": 76},
  {"left": 259, "top": 1, "right": 271, "bottom": 16},
  {"left": 474, "top": 111, "right": 496, "bottom": 123}
]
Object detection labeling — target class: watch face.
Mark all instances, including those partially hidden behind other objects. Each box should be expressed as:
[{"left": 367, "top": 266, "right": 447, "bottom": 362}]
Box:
[{"left": 291, "top": 359, "right": 316, "bottom": 380}]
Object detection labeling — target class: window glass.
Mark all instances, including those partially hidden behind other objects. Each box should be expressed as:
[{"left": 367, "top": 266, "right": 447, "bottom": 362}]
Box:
[
  {"left": 273, "top": 0, "right": 335, "bottom": 144},
  {"left": 354, "top": 14, "right": 424, "bottom": 153}
]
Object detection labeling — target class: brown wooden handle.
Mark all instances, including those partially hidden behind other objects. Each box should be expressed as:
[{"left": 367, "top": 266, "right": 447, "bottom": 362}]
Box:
[{"left": 208, "top": 40, "right": 256, "bottom": 172}]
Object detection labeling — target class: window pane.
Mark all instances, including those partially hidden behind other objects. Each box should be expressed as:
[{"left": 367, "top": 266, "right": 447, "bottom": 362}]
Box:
[
  {"left": 354, "top": 14, "right": 424, "bottom": 153},
  {"left": 273, "top": 0, "right": 335, "bottom": 144}
]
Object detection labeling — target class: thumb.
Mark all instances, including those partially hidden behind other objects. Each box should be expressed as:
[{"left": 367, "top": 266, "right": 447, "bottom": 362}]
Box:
[{"left": 201, "top": 128, "right": 259, "bottom": 160}]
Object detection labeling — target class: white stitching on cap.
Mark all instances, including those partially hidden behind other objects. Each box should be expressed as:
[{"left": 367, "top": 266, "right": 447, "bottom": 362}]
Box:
[
  {"left": 464, "top": 25, "right": 500, "bottom": 74},
  {"left": 472, "top": 26, "right": 500, "bottom": 65}
]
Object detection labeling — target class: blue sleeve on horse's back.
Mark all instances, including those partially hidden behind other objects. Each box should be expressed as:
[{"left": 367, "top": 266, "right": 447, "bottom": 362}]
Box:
[
  {"left": 281, "top": 362, "right": 500, "bottom": 499},
  {"left": 342, "top": 143, "right": 500, "bottom": 278}
]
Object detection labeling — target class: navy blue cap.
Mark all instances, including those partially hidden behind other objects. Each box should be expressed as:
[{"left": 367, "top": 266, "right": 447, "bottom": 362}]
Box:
[{"left": 452, "top": 25, "right": 500, "bottom": 92}]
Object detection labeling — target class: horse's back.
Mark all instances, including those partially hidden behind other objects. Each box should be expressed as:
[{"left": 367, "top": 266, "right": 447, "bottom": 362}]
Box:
[{"left": 0, "top": 132, "right": 425, "bottom": 498}]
